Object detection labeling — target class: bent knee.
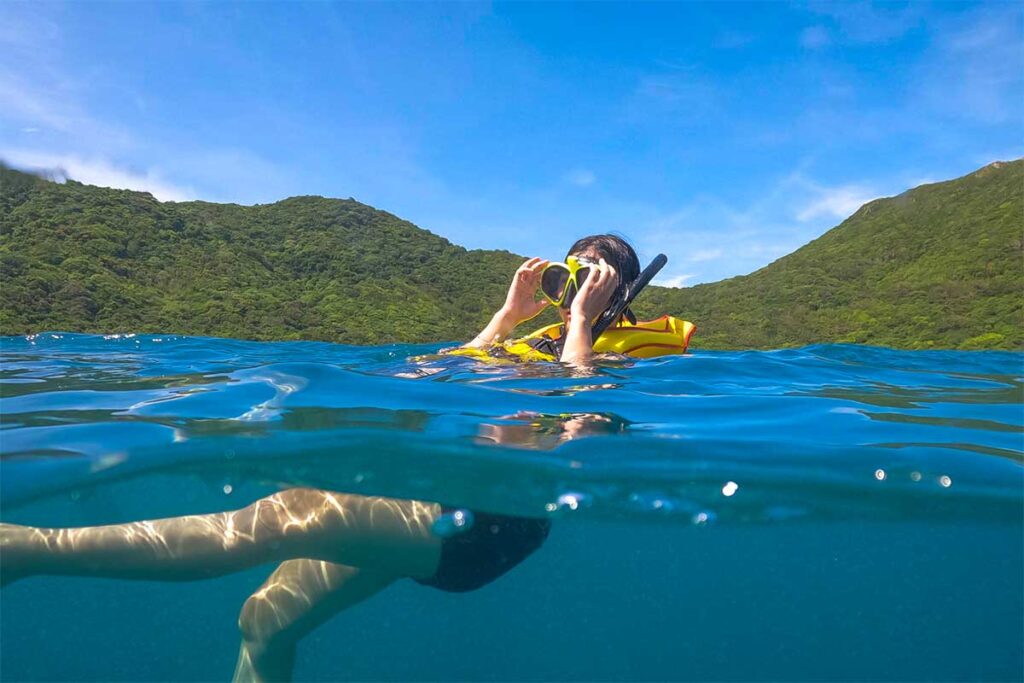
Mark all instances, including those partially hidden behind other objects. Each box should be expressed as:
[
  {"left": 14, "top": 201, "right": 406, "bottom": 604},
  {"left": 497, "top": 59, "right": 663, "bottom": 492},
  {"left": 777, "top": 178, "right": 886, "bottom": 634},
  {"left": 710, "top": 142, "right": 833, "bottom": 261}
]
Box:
[{"left": 238, "top": 594, "right": 282, "bottom": 645}]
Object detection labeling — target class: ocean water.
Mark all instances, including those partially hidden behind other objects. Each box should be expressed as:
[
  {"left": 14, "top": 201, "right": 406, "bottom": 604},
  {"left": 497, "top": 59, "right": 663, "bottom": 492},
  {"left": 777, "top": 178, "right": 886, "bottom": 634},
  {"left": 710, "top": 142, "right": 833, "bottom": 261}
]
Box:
[{"left": 1, "top": 333, "right": 1021, "bottom": 682}]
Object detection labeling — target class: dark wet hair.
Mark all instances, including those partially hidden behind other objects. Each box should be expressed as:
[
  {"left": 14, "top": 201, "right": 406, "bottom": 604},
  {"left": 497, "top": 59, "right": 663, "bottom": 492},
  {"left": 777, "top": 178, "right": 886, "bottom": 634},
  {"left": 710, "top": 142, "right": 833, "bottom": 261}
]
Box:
[{"left": 566, "top": 234, "right": 641, "bottom": 317}]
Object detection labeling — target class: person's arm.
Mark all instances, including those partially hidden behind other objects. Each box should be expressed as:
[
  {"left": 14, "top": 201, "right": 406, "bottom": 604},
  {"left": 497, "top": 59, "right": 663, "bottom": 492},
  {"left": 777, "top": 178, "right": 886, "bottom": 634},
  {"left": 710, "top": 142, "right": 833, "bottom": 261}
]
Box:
[
  {"left": 560, "top": 258, "right": 618, "bottom": 366},
  {"left": 462, "top": 257, "right": 550, "bottom": 348}
]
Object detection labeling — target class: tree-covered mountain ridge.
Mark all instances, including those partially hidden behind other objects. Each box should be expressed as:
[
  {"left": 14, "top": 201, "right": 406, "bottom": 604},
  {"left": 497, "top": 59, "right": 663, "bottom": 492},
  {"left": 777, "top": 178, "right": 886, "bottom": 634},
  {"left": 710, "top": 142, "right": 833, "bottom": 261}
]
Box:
[{"left": 1, "top": 159, "right": 1020, "bottom": 349}]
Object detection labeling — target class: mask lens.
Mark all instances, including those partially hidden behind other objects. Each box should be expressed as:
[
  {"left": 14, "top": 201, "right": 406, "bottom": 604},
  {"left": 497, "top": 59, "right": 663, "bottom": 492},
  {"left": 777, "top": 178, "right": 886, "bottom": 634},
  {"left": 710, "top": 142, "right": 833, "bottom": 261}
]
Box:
[
  {"left": 575, "top": 266, "right": 592, "bottom": 288},
  {"left": 541, "top": 265, "right": 570, "bottom": 302},
  {"left": 562, "top": 280, "right": 579, "bottom": 309}
]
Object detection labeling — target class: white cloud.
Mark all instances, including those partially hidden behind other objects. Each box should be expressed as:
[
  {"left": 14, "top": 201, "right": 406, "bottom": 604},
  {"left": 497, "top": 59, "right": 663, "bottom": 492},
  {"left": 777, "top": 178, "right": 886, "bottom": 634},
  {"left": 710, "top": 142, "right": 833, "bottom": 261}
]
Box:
[
  {"left": 687, "top": 248, "right": 724, "bottom": 263},
  {"left": 564, "top": 168, "right": 596, "bottom": 187},
  {"left": 800, "top": 25, "right": 831, "bottom": 49},
  {"left": 1, "top": 150, "right": 195, "bottom": 202},
  {"left": 657, "top": 273, "right": 697, "bottom": 288},
  {"left": 795, "top": 183, "right": 878, "bottom": 222}
]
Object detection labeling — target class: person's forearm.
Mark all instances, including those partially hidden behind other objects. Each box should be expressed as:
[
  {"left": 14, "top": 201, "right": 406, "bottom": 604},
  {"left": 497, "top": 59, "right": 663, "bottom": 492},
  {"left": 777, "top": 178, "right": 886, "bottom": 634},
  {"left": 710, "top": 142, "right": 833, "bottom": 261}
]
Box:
[
  {"left": 463, "top": 307, "right": 519, "bottom": 348},
  {"left": 559, "top": 318, "right": 594, "bottom": 365}
]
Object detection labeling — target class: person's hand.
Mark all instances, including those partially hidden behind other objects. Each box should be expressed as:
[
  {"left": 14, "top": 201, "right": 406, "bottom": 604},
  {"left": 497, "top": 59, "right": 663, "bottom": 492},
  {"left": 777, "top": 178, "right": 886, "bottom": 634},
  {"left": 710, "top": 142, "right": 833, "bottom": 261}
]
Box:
[
  {"left": 502, "top": 257, "right": 550, "bottom": 324},
  {"left": 569, "top": 258, "right": 618, "bottom": 324}
]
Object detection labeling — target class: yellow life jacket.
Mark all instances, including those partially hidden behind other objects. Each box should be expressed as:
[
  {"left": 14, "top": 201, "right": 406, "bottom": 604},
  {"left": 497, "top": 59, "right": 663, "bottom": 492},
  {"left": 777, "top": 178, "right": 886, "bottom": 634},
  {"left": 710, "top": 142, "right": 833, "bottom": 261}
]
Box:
[{"left": 448, "top": 315, "right": 696, "bottom": 362}]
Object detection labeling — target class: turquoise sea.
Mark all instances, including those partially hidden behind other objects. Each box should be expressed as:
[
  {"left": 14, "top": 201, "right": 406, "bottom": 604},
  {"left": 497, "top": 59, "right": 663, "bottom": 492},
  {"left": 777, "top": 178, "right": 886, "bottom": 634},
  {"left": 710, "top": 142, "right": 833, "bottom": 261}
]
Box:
[{"left": 1, "top": 333, "right": 1022, "bottom": 681}]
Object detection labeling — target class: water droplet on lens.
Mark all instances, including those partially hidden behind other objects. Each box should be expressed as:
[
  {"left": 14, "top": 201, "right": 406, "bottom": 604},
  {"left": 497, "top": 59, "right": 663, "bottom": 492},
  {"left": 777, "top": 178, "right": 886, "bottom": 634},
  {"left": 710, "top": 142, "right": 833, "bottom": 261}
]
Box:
[
  {"left": 556, "top": 492, "right": 591, "bottom": 512},
  {"left": 223, "top": 484, "right": 233, "bottom": 495},
  {"left": 910, "top": 471, "right": 922, "bottom": 482},
  {"left": 874, "top": 469, "right": 886, "bottom": 481},
  {"left": 939, "top": 475, "right": 952, "bottom": 488},
  {"left": 432, "top": 509, "right": 475, "bottom": 538},
  {"left": 692, "top": 510, "right": 716, "bottom": 526},
  {"left": 652, "top": 498, "right": 676, "bottom": 512}
]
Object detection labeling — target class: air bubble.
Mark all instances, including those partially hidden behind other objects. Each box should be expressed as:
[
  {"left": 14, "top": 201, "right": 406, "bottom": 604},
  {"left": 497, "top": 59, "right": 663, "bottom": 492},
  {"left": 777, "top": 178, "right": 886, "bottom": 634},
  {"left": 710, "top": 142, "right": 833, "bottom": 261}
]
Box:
[
  {"left": 692, "top": 510, "right": 716, "bottom": 526},
  {"left": 722, "top": 481, "right": 739, "bottom": 496},
  {"left": 874, "top": 469, "right": 886, "bottom": 481},
  {"left": 939, "top": 475, "right": 952, "bottom": 488},
  {"left": 555, "top": 492, "right": 591, "bottom": 512},
  {"left": 431, "top": 509, "right": 474, "bottom": 538}
]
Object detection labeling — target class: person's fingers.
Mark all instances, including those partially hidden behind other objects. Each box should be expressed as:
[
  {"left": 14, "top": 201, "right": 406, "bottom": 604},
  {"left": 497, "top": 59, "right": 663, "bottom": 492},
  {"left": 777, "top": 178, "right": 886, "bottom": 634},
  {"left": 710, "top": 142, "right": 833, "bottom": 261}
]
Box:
[
  {"left": 599, "top": 260, "right": 619, "bottom": 291},
  {"left": 578, "top": 267, "right": 596, "bottom": 294},
  {"left": 525, "top": 259, "right": 549, "bottom": 279},
  {"left": 518, "top": 257, "right": 542, "bottom": 272},
  {"left": 593, "top": 259, "right": 610, "bottom": 288}
]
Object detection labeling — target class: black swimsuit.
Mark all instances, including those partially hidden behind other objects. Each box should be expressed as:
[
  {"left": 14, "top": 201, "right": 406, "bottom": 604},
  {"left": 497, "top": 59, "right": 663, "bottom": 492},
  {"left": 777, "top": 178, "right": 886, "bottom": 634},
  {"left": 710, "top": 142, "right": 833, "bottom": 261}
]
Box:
[
  {"left": 413, "top": 508, "right": 552, "bottom": 593},
  {"left": 414, "top": 337, "right": 558, "bottom": 593}
]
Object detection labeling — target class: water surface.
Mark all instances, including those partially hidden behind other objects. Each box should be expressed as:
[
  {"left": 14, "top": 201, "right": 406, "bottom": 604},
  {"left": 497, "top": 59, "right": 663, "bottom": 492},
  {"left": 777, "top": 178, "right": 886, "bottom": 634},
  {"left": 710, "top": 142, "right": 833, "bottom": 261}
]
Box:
[{"left": 1, "top": 333, "right": 1021, "bottom": 681}]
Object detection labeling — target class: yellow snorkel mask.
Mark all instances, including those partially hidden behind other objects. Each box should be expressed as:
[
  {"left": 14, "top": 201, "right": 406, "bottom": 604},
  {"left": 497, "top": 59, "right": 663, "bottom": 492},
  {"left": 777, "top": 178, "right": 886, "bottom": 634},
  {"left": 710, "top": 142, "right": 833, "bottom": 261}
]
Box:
[{"left": 539, "top": 255, "right": 596, "bottom": 308}]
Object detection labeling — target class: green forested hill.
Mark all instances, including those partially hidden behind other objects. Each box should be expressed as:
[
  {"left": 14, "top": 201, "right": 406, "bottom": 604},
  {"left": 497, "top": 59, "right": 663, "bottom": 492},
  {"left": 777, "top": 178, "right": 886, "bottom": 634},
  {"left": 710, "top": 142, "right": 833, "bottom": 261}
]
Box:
[
  {"left": 0, "top": 166, "right": 523, "bottom": 344},
  {"left": 1, "top": 160, "right": 1021, "bottom": 349}
]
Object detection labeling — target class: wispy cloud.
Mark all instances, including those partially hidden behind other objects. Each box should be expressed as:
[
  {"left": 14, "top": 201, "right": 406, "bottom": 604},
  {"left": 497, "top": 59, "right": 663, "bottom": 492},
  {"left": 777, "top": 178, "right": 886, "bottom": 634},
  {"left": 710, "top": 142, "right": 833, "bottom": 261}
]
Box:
[
  {"left": 1, "top": 150, "right": 196, "bottom": 202},
  {"left": 795, "top": 183, "right": 878, "bottom": 222},
  {"left": 686, "top": 248, "right": 724, "bottom": 263},
  {"left": 632, "top": 165, "right": 898, "bottom": 284},
  {"left": 915, "top": 7, "right": 1024, "bottom": 125},
  {"left": 564, "top": 168, "right": 596, "bottom": 188},
  {"left": 807, "top": 2, "right": 923, "bottom": 44},
  {"left": 0, "top": 71, "right": 76, "bottom": 132},
  {"left": 657, "top": 273, "right": 697, "bottom": 288},
  {"left": 800, "top": 25, "right": 831, "bottom": 49}
]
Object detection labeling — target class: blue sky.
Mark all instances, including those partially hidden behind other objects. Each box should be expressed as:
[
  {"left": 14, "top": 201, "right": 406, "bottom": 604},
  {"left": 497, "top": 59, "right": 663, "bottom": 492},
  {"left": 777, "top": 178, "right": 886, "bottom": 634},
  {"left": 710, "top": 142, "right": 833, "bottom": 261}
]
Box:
[{"left": 2, "top": 2, "right": 1021, "bottom": 286}]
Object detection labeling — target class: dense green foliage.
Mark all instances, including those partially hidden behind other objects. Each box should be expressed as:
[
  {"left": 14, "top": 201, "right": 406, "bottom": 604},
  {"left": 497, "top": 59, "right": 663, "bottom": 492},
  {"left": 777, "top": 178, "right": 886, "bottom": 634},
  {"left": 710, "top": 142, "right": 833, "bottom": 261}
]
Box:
[
  {"left": 0, "top": 166, "right": 523, "bottom": 344},
  {"left": 1, "top": 160, "right": 1021, "bottom": 349},
  {"left": 635, "top": 160, "right": 1023, "bottom": 350}
]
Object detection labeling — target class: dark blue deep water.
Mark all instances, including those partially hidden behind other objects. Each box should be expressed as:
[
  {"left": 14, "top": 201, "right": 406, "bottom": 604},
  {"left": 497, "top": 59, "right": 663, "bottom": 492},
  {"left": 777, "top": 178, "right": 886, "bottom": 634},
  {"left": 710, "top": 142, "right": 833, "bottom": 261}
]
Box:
[{"left": 1, "top": 333, "right": 1022, "bottom": 682}]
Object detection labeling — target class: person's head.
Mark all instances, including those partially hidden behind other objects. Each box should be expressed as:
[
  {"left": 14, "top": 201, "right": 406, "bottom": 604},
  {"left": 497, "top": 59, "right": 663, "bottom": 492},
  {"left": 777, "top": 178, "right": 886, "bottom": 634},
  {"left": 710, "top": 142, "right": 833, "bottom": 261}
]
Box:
[{"left": 556, "top": 234, "right": 640, "bottom": 324}]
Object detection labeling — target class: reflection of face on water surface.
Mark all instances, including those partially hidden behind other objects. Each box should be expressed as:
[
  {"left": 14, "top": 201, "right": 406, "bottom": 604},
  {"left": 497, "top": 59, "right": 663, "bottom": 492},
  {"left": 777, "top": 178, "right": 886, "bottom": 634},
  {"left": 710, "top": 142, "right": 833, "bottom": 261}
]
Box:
[{"left": 476, "top": 411, "right": 629, "bottom": 451}]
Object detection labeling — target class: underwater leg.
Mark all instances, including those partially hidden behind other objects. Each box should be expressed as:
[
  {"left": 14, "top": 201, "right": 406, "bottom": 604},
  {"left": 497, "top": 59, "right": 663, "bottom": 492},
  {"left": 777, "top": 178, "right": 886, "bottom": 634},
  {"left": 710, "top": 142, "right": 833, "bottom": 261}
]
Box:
[
  {"left": 233, "top": 559, "right": 397, "bottom": 683},
  {"left": 0, "top": 489, "right": 442, "bottom": 583}
]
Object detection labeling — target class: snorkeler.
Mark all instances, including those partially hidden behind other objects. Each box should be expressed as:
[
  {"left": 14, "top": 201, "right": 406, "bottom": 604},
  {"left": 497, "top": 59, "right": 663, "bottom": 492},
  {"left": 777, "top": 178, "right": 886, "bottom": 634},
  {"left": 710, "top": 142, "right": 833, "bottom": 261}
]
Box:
[{"left": 0, "top": 234, "right": 690, "bottom": 683}]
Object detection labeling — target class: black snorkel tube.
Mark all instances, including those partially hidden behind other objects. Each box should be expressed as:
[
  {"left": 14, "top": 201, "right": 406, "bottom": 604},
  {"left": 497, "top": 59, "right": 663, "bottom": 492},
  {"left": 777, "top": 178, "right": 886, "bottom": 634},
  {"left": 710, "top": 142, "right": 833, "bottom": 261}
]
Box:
[{"left": 591, "top": 253, "right": 668, "bottom": 340}]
